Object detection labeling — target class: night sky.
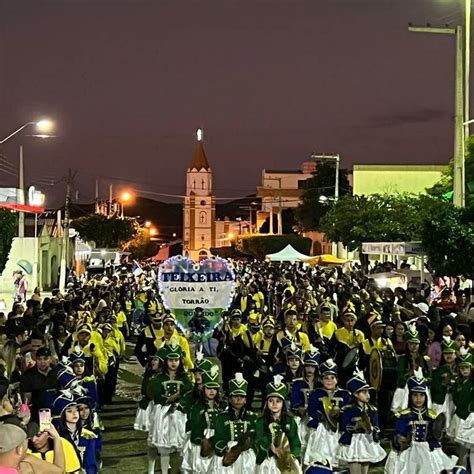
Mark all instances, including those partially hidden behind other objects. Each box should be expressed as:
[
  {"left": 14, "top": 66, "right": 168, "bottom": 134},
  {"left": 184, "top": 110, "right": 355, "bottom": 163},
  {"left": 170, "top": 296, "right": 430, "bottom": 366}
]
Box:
[{"left": 0, "top": 0, "right": 466, "bottom": 207}]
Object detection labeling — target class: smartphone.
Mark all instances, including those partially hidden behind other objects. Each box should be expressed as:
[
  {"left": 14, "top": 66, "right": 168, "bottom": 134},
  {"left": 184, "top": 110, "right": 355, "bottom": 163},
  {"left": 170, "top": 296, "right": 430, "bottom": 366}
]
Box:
[
  {"left": 24, "top": 352, "right": 33, "bottom": 365},
  {"left": 38, "top": 408, "right": 51, "bottom": 432}
]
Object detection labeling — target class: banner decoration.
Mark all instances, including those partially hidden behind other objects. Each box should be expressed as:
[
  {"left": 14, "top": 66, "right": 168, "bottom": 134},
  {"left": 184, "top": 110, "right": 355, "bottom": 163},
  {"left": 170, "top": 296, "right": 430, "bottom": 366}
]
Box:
[{"left": 158, "top": 255, "right": 236, "bottom": 340}]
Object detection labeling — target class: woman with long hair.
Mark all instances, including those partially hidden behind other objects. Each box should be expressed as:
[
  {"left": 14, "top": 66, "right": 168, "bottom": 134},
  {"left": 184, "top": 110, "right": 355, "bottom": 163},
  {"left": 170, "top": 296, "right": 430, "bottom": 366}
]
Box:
[{"left": 0, "top": 340, "right": 21, "bottom": 382}]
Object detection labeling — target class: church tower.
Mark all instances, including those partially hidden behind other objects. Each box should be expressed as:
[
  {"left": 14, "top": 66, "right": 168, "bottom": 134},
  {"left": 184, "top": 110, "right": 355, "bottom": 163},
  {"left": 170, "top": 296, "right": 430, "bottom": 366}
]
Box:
[{"left": 183, "top": 129, "right": 216, "bottom": 261}]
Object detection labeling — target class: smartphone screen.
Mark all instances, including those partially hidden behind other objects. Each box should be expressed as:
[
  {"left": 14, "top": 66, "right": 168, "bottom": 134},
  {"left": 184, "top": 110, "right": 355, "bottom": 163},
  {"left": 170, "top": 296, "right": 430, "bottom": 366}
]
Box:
[{"left": 38, "top": 409, "right": 51, "bottom": 432}]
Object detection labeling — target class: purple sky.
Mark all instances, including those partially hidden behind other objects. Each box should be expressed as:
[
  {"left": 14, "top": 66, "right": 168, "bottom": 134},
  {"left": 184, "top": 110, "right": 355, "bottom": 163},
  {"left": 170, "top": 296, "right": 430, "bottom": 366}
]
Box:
[{"left": 0, "top": 0, "right": 465, "bottom": 207}]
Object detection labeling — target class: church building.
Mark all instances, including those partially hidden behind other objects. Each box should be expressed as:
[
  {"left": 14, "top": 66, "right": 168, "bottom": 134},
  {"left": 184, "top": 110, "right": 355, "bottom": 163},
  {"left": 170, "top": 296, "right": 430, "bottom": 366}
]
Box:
[{"left": 182, "top": 129, "right": 216, "bottom": 261}]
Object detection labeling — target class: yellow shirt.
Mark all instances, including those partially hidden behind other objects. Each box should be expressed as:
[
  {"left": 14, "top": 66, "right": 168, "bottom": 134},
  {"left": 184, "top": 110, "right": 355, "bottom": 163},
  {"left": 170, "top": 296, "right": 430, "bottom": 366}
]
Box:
[
  {"left": 335, "top": 327, "right": 365, "bottom": 349},
  {"left": 276, "top": 329, "right": 311, "bottom": 352},
  {"left": 253, "top": 331, "right": 272, "bottom": 354},
  {"left": 116, "top": 310, "right": 127, "bottom": 328},
  {"left": 28, "top": 438, "right": 81, "bottom": 473},
  {"left": 362, "top": 336, "right": 394, "bottom": 355},
  {"left": 319, "top": 320, "right": 337, "bottom": 340}
]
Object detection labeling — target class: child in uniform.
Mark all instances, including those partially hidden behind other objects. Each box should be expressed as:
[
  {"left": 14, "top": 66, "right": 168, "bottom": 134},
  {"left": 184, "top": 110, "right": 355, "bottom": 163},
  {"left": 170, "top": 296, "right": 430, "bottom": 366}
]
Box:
[{"left": 337, "top": 370, "right": 386, "bottom": 473}]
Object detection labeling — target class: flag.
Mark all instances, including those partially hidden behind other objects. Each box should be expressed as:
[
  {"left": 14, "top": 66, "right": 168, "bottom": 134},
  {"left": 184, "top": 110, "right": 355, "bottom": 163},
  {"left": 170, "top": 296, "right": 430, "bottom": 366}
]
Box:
[{"left": 132, "top": 260, "right": 143, "bottom": 277}]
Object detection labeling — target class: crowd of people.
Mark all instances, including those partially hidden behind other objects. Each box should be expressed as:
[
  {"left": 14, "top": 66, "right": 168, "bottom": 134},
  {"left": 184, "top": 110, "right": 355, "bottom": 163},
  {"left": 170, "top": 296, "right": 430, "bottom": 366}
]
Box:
[
  {"left": 0, "top": 260, "right": 472, "bottom": 474},
  {"left": 132, "top": 261, "right": 473, "bottom": 474}
]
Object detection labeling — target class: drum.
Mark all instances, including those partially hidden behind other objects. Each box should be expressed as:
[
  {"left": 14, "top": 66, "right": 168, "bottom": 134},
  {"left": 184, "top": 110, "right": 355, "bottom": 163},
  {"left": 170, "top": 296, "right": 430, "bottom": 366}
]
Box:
[{"left": 368, "top": 347, "right": 398, "bottom": 391}]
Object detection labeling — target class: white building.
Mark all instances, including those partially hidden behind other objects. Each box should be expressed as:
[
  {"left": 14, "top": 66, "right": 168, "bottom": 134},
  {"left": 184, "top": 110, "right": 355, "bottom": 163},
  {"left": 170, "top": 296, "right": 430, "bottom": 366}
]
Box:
[{"left": 182, "top": 130, "right": 216, "bottom": 261}]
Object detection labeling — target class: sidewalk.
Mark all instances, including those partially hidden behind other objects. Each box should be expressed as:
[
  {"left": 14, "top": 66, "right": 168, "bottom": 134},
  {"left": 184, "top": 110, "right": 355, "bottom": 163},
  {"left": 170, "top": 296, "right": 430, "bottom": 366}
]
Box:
[{"left": 0, "top": 291, "right": 53, "bottom": 312}]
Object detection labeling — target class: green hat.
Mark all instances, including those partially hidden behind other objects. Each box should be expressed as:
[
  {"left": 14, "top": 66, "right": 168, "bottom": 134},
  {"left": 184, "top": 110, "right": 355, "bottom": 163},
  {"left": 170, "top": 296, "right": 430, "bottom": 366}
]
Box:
[
  {"left": 265, "top": 374, "right": 287, "bottom": 400},
  {"left": 163, "top": 338, "right": 182, "bottom": 360},
  {"left": 228, "top": 373, "right": 248, "bottom": 396},
  {"left": 458, "top": 347, "right": 472, "bottom": 367},
  {"left": 404, "top": 323, "right": 420, "bottom": 344},
  {"left": 441, "top": 336, "right": 457, "bottom": 353},
  {"left": 202, "top": 365, "right": 220, "bottom": 388},
  {"left": 192, "top": 351, "right": 213, "bottom": 372}
]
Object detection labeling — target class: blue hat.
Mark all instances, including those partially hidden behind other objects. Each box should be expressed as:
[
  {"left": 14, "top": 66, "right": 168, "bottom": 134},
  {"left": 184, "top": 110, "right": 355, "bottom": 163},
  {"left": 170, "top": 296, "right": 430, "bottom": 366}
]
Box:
[
  {"left": 407, "top": 368, "right": 427, "bottom": 393},
  {"left": 286, "top": 343, "right": 302, "bottom": 360},
  {"left": 52, "top": 390, "right": 77, "bottom": 417},
  {"left": 303, "top": 347, "right": 321, "bottom": 366},
  {"left": 57, "top": 367, "right": 79, "bottom": 389},
  {"left": 347, "top": 370, "right": 371, "bottom": 394},
  {"left": 451, "top": 467, "right": 468, "bottom": 474},
  {"left": 320, "top": 358, "right": 338, "bottom": 376},
  {"left": 304, "top": 459, "right": 333, "bottom": 473},
  {"left": 69, "top": 347, "right": 86, "bottom": 365}
]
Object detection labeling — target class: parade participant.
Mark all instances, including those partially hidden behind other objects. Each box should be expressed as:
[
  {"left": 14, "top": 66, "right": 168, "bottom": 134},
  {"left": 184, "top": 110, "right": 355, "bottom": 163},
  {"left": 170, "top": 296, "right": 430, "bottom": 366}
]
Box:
[
  {"left": 158, "top": 314, "right": 193, "bottom": 370},
  {"left": 252, "top": 316, "right": 276, "bottom": 406},
  {"left": 304, "top": 459, "right": 334, "bottom": 473},
  {"left": 77, "top": 395, "right": 103, "bottom": 470},
  {"left": 61, "top": 323, "right": 108, "bottom": 378},
  {"left": 254, "top": 374, "right": 302, "bottom": 473},
  {"left": 290, "top": 346, "right": 320, "bottom": 454},
  {"left": 448, "top": 347, "right": 473, "bottom": 470},
  {"left": 112, "top": 301, "right": 129, "bottom": 339},
  {"left": 53, "top": 391, "right": 99, "bottom": 474},
  {"left": 148, "top": 340, "right": 192, "bottom": 474},
  {"left": 133, "top": 354, "right": 160, "bottom": 432},
  {"left": 431, "top": 336, "right": 457, "bottom": 428},
  {"left": 190, "top": 352, "right": 213, "bottom": 403},
  {"left": 268, "top": 309, "right": 311, "bottom": 368},
  {"left": 134, "top": 313, "right": 163, "bottom": 367},
  {"left": 212, "top": 372, "right": 257, "bottom": 473},
  {"left": 337, "top": 370, "right": 386, "bottom": 473},
  {"left": 305, "top": 359, "right": 351, "bottom": 467},
  {"left": 281, "top": 343, "right": 304, "bottom": 396},
  {"left": 360, "top": 311, "right": 394, "bottom": 361},
  {"left": 214, "top": 309, "right": 247, "bottom": 395},
  {"left": 308, "top": 304, "right": 336, "bottom": 352},
  {"left": 385, "top": 368, "right": 457, "bottom": 474},
  {"left": 391, "top": 323, "right": 430, "bottom": 413},
  {"left": 332, "top": 305, "right": 365, "bottom": 387},
  {"left": 182, "top": 365, "right": 222, "bottom": 474}
]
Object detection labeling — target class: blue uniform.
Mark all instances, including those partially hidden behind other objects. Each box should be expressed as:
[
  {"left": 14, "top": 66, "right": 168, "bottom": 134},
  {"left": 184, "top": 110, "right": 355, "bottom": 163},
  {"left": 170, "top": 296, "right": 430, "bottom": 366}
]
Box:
[
  {"left": 339, "top": 403, "right": 380, "bottom": 445},
  {"left": 392, "top": 407, "right": 439, "bottom": 450},
  {"left": 307, "top": 388, "right": 351, "bottom": 429},
  {"left": 290, "top": 378, "right": 314, "bottom": 412}
]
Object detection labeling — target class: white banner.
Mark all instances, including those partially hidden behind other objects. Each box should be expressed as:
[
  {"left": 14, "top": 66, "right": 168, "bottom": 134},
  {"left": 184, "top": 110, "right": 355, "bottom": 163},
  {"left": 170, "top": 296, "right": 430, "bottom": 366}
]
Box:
[{"left": 160, "top": 280, "right": 235, "bottom": 309}]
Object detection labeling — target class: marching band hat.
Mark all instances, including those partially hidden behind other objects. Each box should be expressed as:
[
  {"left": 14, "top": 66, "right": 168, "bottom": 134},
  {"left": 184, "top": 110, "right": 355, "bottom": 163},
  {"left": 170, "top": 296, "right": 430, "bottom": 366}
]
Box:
[
  {"left": 228, "top": 372, "right": 248, "bottom": 396},
  {"left": 52, "top": 390, "right": 78, "bottom": 417},
  {"left": 441, "top": 336, "right": 456, "bottom": 353},
  {"left": 304, "top": 459, "right": 333, "bottom": 473},
  {"left": 347, "top": 370, "right": 371, "bottom": 394},
  {"left": 368, "top": 311, "right": 385, "bottom": 327},
  {"left": 303, "top": 346, "right": 321, "bottom": 366},
  {"left": 230, "top": 309, "right": 242, "bottom": 319},
  {"left": 77, "top": 323, "right": 92, "bottom": 335},
  {"left": 262, "top": 316, "right": 275, "bottom": 328},
  {"left": 162, "top": 339, "right": 182, "bottom": 360},
  {"left": 407, "top": 368, "right": 428, "bottom": 393},
  {"left": 320, "top": 358, "right": 338, "bottom": 376},
  {"left": 162, "top": 313, "right": 176, "bottom": 324},
  {"left": 202, "top": 365, "right": 220, "bottom": 389},
  {"left": 457, "top": 347, "right": 472, "bottom": 367},
  {"left": 286, "top": 342, "right": 302, "bottom": 360},
  {"left": 265, "top": 374, "right": 287, "bottom": 400},
  {"left": 404, "top": 323, "right": 420, "bottom": 344},
  {"left": 192, "top": 351, "right": 213, "bottom": 373}
]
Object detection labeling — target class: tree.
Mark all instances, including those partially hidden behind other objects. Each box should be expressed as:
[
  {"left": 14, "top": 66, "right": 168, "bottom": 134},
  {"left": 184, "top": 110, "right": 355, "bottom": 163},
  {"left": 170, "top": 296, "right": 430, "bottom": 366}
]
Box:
[
  {"left": 295, "top": 161, "right": 351, "bottom": 231},
  {"left": 427, "top": 135, "right": 474, "bottom": 205},
  {"left": 419, "top": 200, "right": 474, "bottom": 278},
  {"left": 73, "top": 215, "right": 138, "bottom": 248},
  {"left": 0, "top": 210, "right": 17, "bottom": 273},
  {"left": 122, "top": 228, "right": 159, "bottom": 259}
]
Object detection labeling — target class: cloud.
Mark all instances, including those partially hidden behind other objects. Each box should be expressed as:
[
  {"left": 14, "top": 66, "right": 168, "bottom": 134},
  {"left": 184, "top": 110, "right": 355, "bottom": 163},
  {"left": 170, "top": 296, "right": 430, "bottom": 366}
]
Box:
[{"left": 367, "top": 108, "right": 449, "bottom": 128}]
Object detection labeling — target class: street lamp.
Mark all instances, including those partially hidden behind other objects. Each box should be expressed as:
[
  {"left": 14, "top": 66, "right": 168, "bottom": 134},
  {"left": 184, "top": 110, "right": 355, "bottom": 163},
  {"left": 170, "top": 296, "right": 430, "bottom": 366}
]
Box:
[
  {"left": 0, "top": 119, "right": 54, "bottom": 144},
  {"left": 119, "top": 190, "right": 134, "bottom": 218}
]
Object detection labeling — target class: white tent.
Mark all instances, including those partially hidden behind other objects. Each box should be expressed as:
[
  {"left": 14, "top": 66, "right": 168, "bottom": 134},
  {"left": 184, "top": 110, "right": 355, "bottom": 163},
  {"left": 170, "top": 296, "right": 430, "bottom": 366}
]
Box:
[{"left": 266, "top": 244, "right": 311, "bottom": 262}]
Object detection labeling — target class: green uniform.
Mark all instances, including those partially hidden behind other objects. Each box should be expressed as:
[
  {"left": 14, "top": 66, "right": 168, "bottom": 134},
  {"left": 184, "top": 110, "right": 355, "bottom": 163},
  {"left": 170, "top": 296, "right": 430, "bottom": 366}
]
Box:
[
  {"left": 452, "top": 378, "right": 474, "bottom": 420},
  {"left": 151, "top": 372, "right": 193, "bottom": 412},
  {"left": 254, "top": 415, "right": 301, "bottom": 465},
  {"left": 214, "top": 408, "right": 257, "bottom": 456},
  {"left": 431, "top": 364, "right": 456, "bottom": 405},
  {"left": 138, "top": 371, "right": 155, "bottom": 409},
  {"left": 189, "top": 401, "right": 222, "bottom": 445}
]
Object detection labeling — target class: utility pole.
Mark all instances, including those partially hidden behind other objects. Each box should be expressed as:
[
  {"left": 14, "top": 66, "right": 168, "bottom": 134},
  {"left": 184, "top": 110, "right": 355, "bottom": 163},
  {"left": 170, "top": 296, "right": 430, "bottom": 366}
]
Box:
[
  {"left": 18, "top": 146, "right": 25, "bottom": 237},
  {"left": 409, "top": 24, "right": 465, "bottom": 207},
  {"left": 465, "top": 0, "right": 471, "bottom": 144},
  {"left": 59, "top": 169, "right": 76, "bottom": 293},
  {"left": 95, "top": 179, "right": 99, "bottom": 214}
]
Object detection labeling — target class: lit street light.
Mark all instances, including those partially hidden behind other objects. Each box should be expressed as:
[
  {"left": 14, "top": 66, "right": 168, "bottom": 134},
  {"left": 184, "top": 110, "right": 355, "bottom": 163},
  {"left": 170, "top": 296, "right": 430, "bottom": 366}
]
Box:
[
  {"left": 0, "top": 119, "right": 54, "bottom": 144},
  {"left": 119, "top": 190, "right": 134, "bottom": 218}
]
